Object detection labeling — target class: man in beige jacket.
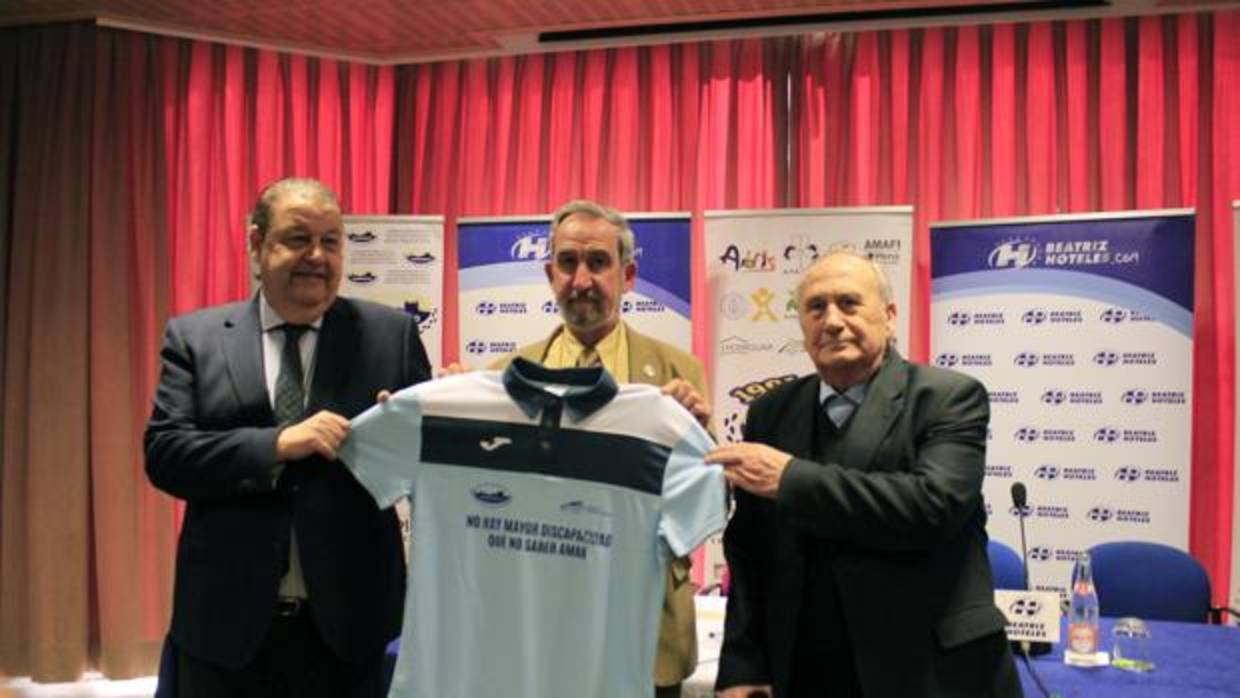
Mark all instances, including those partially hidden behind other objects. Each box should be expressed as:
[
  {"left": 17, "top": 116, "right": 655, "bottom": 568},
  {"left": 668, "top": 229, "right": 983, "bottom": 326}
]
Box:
[{"left": 490, "top": 199, "right": 712, "bottom": 697}]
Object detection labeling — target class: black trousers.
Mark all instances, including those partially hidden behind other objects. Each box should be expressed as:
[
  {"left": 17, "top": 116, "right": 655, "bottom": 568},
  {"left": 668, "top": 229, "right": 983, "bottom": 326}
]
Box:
[
  {"left": 176, "top": 611, "right": 385, "bottom": 698},
  {"left": 788, "top": 645, "right": 863, "bottom": 698}
]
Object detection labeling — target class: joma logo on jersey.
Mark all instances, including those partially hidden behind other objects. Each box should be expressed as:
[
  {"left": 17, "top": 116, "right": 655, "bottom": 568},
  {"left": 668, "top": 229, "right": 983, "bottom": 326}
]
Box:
[{"left": 479, "top": 436, "right": 512, "bottom": 452}]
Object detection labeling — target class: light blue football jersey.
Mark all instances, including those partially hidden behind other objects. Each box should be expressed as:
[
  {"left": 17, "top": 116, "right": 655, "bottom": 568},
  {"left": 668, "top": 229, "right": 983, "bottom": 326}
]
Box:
[{"left": 340, "top": 358, "right": 728, "bottom": 698}]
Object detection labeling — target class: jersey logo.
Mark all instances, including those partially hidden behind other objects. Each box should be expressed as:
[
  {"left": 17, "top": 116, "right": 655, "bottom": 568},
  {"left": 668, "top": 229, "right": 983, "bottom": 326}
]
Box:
[
  {"left": 479, "top": 436, "right": 513, "bottom": 452},
  {"left": 471, "top": 484, "right": 512, "bottom": 507}
]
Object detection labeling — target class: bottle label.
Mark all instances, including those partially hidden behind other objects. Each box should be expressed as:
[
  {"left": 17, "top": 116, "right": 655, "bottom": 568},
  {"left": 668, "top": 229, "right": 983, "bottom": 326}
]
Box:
[{"left": 1069, "top": 622, "right": 1098, "bottom": 653}]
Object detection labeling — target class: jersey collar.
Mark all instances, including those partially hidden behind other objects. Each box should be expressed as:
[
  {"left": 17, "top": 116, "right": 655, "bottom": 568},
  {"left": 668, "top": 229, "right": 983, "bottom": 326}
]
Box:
[{"left": 503, "top": 357, "right": 619, "bottom": 421}]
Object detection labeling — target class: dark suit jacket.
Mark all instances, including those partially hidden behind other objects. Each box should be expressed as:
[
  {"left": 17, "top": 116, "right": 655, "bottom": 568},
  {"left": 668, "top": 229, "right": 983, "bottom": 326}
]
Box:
[
  {"left": 145, "top": 296, "right": 431, "bottom": 669},
  {"left": 716, "top": 350, "right": 1021, "bottom": 698}
]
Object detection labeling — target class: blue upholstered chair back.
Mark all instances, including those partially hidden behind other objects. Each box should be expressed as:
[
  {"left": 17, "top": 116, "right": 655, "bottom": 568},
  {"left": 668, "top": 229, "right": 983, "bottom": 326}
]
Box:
[
  {"left": 1088, "top": 542, "right": 1212, "bottom": 622},
  {"left": 987, "top": 539, "right": 1026, "bottom": 590}
]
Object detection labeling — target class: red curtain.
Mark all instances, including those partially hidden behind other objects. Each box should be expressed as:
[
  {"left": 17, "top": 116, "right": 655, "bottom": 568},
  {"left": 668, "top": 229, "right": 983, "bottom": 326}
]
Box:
[{"left": 160, "top": 42, "right": 397, "bottom": 315}]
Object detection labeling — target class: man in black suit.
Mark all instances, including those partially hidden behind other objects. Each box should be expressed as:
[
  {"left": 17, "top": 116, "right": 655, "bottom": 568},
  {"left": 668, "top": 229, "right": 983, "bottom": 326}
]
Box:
[
  {"left": 145, "top": 178, "right": 430, "bottom": 697},
  {"left": 707, "top": 251, "right": 1021, "bottom": 698}
]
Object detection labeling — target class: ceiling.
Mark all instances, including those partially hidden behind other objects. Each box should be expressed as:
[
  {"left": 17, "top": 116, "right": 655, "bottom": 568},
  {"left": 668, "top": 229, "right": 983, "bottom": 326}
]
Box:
[{"left": 0, "top": 0, "right": 1234, "bottom": 64}]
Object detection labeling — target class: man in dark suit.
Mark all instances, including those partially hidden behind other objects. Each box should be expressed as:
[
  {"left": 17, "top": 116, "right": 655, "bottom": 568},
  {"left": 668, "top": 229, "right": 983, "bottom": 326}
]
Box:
[
  {"left": 145, "top": 178, "right": 431, "bottom": 697},
  {"left": 707, "top": 251, "right": 1021, "bottom": 698}
]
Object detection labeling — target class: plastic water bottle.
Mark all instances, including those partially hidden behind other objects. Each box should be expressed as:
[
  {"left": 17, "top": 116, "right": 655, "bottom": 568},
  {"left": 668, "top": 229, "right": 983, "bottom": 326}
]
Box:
[{"left": 1065, "top": 552, "right": 1101, "bottom": 665}]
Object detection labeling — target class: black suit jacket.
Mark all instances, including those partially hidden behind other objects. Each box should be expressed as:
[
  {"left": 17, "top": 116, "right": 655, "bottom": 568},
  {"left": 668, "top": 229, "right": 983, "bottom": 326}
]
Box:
[
  {"left": 717, "top": 351, "right": 1021, "bottom": 698},
  {"left": 145, "top": 296, "right": 431, "bottom": 669}
]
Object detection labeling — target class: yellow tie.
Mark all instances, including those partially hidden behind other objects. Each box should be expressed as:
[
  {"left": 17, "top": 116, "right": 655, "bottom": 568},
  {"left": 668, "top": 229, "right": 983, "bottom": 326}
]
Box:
[{"left": 576, "top": 347, "right": 601, "bottom": 368}]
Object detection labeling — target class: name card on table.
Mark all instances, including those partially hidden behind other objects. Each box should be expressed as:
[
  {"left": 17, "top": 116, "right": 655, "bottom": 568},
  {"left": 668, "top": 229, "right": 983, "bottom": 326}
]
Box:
[{"left": 994, "top": 590, "right": 1062, "bottom": 644}]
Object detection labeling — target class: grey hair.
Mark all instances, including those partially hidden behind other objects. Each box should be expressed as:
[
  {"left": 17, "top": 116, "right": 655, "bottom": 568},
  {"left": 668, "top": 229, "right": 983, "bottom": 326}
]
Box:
[
  {"left": 796, "top": 249, "right": 895, "bottom": 306},
  {"left": 549, "top": 199, "right": 636, "bottom": 264},
  {"left": 250, "top": 178, "right": 340, "bottom": 238}
]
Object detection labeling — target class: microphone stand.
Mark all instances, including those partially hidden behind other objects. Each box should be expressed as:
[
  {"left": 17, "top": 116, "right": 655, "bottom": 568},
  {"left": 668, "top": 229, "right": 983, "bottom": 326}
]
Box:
[{"left": 1009, "top": 482, "right": 1056, "bottom": 698}]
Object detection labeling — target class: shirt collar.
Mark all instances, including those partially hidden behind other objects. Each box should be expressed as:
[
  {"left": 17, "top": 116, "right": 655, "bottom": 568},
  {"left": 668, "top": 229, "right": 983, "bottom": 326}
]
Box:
[
  {"left": 558, "top": 321, "right": 624, "bottom": 359},
  {"left": 818, "top": 379, "right": 868, "bottom": 408},
  {"left": 258, "top": 292, "right": 324, "bottom": 333},
  {"left": 502, "top": 357, "right": 619, "bottom": 421}
]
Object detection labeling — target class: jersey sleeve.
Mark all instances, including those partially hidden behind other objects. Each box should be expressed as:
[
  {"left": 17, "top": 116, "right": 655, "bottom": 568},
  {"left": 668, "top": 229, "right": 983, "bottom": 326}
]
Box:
[
  {"left": 658, "top": 415, "right": 728, "bottom": 557},
  {"left": 339, "top": 387, "right": 423, "bottom": 509}
]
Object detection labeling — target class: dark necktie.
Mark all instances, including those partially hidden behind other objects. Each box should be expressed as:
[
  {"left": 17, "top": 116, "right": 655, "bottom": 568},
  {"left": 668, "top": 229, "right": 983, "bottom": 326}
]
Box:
[
  {"left": 274, "top": 324, "right": 310, "bottom": 424},
  {"left": 274, "top": 324, "right": 311, "bottom": 599}
]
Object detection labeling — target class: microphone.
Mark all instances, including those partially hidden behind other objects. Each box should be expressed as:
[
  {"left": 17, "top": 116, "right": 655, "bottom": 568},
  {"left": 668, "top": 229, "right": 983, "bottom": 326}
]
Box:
[
  {"left": 1011, "top": 482, "right": 1030, "bottom": 590},
  {"left": 1009, "top": 482, "right": 1051, "bottom": 661}
]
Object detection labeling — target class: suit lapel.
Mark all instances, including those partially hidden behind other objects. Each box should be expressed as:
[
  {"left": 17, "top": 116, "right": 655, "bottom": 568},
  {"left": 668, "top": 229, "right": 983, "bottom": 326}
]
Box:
[
  {"left": 625, "top": 324, "right": 666, "bottom": 386},
  {"left": 775, "top": 376, "right": 820, "bottom": 459},
  {"left": 308, "top": 298, "right": 357, "bottom": 411},
  {"left": 223, "top": 298, "right": 274, "bottom": 425},
  {"left": 836, "top": 351, "right": 907, "bottom": 470}
]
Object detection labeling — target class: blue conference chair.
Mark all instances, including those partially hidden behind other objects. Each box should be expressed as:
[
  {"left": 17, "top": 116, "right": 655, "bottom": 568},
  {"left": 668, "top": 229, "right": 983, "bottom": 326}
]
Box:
[
  {"left": 1087, "top": 542, "right": 1212, "bottom": 622},
  {"left": 986, "top": 539, "right": 1026, "bottom": 590}
]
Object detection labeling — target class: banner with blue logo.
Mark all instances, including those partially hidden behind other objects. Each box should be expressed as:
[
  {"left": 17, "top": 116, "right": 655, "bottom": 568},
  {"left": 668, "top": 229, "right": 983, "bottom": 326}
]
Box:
[
  {"left": 457, "top": 214, "right": 692, "bottom": 366},
  {"left": 341, "top": 215, "right": 444, "bottom": 368},
  {"left": 931, "top": 210, "right": 1194, "bottom": 596}
]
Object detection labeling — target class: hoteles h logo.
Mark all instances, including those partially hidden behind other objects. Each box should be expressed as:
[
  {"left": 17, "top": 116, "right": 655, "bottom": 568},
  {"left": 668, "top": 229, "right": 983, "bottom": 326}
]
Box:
[
  {"left": 988, "top": 240, "right": 1038, "bottom": 269},
  {"left": 1013, "top": 352, "right": 1039, "bottom": 368},
  {"left": 947, "top": 311, "right": 971, "bottom": 326},
  {"left": 510, "top": 233, "right": 550, "bottom": 260},
  {"left": 1028, "top": 546, "right": 1052, "bottom": 562},
  {"left": 1093, "top": 350, "right": 1119, "bottom": 366},
  {"left": 1009, "top": 597, "right": 1042, "bottom": 617},
  {"left": 1022, "top": 309, "right": 1047, "bottom": 325}
]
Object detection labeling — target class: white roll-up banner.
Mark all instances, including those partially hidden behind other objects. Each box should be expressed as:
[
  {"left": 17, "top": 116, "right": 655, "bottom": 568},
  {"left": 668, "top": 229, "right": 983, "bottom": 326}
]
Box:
[
  {"left": 931, "top": 210, "right": 1194, "bottom": 597},
  {"left": 703, "top": 207, "right": 914, "bottom": 587},
  {"left": 341, "top": 215, "right": 446, "bottom": 551}
]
